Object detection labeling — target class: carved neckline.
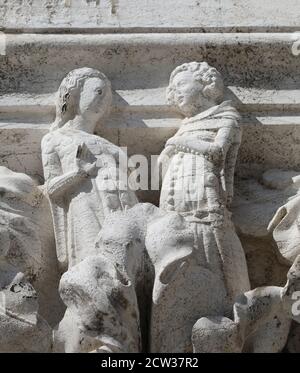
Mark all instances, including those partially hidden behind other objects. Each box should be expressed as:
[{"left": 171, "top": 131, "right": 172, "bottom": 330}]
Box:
[{"left": 182, "top": 100, "right": 240, "bottom": 126}]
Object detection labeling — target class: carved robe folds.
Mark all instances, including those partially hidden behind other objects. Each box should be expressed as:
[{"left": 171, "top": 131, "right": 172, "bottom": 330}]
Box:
[{"left": 149, "top": 102, "right": 250, "bottom": 352}]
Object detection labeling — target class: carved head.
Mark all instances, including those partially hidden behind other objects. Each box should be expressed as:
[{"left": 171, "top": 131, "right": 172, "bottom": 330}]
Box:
[
  {"left": 51, "top": 67, "right": 112, "bottom": 131},
  {"left": 167, "top": 62, "right": 224, "bottom": 117}
]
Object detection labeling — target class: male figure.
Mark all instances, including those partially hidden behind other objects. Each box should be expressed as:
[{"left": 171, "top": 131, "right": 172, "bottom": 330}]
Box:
[{"left": 148, "top": 62, "right": 250, "bottom": 352}]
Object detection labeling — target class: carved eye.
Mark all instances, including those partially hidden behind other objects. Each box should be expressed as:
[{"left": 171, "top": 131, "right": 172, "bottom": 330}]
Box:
[{"left": 98, "top": 89, "right": 103, "bottom": 95}]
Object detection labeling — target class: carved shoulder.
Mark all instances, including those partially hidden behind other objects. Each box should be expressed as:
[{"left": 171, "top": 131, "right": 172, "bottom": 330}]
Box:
[
  {"left": 221, "top": 118, "right": 240, "bottom": 129},
  {"left": 41, "top": 133, "right": 57, "bottom": 155},
  {"left": 220, "top": 118, "right": 242, "bottom": 143}
]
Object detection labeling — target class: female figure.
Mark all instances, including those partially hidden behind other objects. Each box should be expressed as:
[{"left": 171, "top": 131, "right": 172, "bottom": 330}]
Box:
[{"left": 42, "top": 68, "right": 137, "bottom": 269}]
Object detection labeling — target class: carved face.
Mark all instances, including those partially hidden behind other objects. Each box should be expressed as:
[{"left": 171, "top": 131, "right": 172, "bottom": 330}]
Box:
[
  {"left": 172, "top": 71, "right": 211, "bottom": 117},
  {"left": 77, "top": 77, "right": 112, "bottom": 121}
]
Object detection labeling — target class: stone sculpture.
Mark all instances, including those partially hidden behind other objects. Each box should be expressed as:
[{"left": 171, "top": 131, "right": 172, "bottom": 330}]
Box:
[
  {"left": 149, "top": 62, "right": 250, "bottom": 353},
  {"left": 56, "top": 203, "right": 159, "bottom": 353},
  {"left": 192, "top": 254, "right": 300, "bottom": 353},
  {"left": 267, "top": 191, "right": 300, "bottom": 352},
  {"left": 231, "top": 169, "right": 300, "bottom": 289},
  {"left": 41, "top": 67, "right": 138, "bottom": 270},
  {"left": 0, "top": 166, "right": 52, "bottom": 352},
  {"left": 2, "top": 61, "right": 300, "bottom": 353},
  {"left": 44, "top": 68, "right": 141, "bottom": 352},
  {"left": 268, "top": 192, "right": 300, "bottom": 265},
  {"left": 190, "top": 168, "right": 300, "bottom": 353}
]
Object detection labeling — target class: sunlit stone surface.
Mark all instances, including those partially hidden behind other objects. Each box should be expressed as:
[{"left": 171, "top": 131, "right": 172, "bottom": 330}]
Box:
[{"left": 0, "top": 0, "right": 300, "bottom": 353}]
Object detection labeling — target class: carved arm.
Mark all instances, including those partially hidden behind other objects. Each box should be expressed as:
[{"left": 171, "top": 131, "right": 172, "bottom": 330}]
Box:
[
  {"left": 166, "top": 121, "right": 238, "bottom": 164},
  {"left": 45, "top": 169, "right": 88, "bottom": 199}
]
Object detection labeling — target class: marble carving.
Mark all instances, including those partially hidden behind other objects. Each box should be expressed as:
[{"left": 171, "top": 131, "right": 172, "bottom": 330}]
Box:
[
  {"left": 0, "top": 61, "right": 300, "bottom": 353},
  {"left": 41, "top": 68, "right": 139, "bottom": 352},
  {"left": 0, "top": 167, "right": 52, "bottom": 352},
  {"left": 41, "top": 67, "right": 138, "bottom": 270},
  {"left": 149, "top": 62, "right": 251, "bottom": 352}
]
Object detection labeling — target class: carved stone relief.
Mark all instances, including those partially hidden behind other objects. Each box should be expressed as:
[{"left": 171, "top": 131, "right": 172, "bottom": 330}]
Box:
[
  {"left": 0, "top": 166, "right": 53, "bottom": 352},
  {"left": 0, "top": 51, "right": 300, "bottom": 354},
  {"left": 41, "top": 67, "right": 138, "bottom": 270},
  {"left": 149, "top": 62, "right": 251, "bottom": 352}
]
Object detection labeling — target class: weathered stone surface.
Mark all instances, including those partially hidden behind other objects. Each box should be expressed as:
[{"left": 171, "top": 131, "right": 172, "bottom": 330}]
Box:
[
  {"left": 1, "top": 0, "right": 300, "bottom": 354},
  {"left": 148, "top": 62, "right": 250, "bottom": 353},
  {"left": 54, "top": 203, "right": 158, "bottom": 353},
  {"left": 41, "top": 67, "right": 138, "bottom": 269},
  {"left": 193, "top": 255, "right": 300, "bottom": 353},
  {"left": 0, "top": 267, "right": 52, "bottom": 353},
  {"left": 0, "top": 166, "right": 57, "bottom": 351},
  {"left": 1, "top": 0, "right": 300, "bottom": 31}
]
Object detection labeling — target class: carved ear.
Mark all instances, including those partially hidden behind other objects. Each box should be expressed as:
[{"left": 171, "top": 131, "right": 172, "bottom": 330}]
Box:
[
  {"left": 158, "top": 247, "right": 193, "bottom": 285},
  {"left": 202, "top": 79, "right": 224, "bottom": 102},
  {"left": 267, "top": 205, "right": 287, "bottom": 233}
]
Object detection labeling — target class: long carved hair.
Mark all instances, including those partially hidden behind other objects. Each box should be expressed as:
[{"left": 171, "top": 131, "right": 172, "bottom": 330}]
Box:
[{"left": 50, "top": 67, "right": 112, "bottom": 131}]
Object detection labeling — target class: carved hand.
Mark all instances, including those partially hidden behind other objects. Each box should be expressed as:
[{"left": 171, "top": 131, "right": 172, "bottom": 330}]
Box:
[
  {"left": 75, "top": 143, "right": 98, "bottom": 177},
  {"left": 75, "top": 159, "right": 98, "bottom": 177}
]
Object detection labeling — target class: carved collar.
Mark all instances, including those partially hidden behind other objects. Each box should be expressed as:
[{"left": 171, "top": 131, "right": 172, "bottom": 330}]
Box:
[{"left": 182, "top": 100, "right": 240, "bottom": 126}]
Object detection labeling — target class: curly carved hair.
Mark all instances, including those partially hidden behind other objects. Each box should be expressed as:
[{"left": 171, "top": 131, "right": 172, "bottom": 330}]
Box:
[
  {"left": 166, "top": 61, "right": 224, "bottom": 106},
  {"left": 51, "top": 67, "right": 112, "bottom": 131}
]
